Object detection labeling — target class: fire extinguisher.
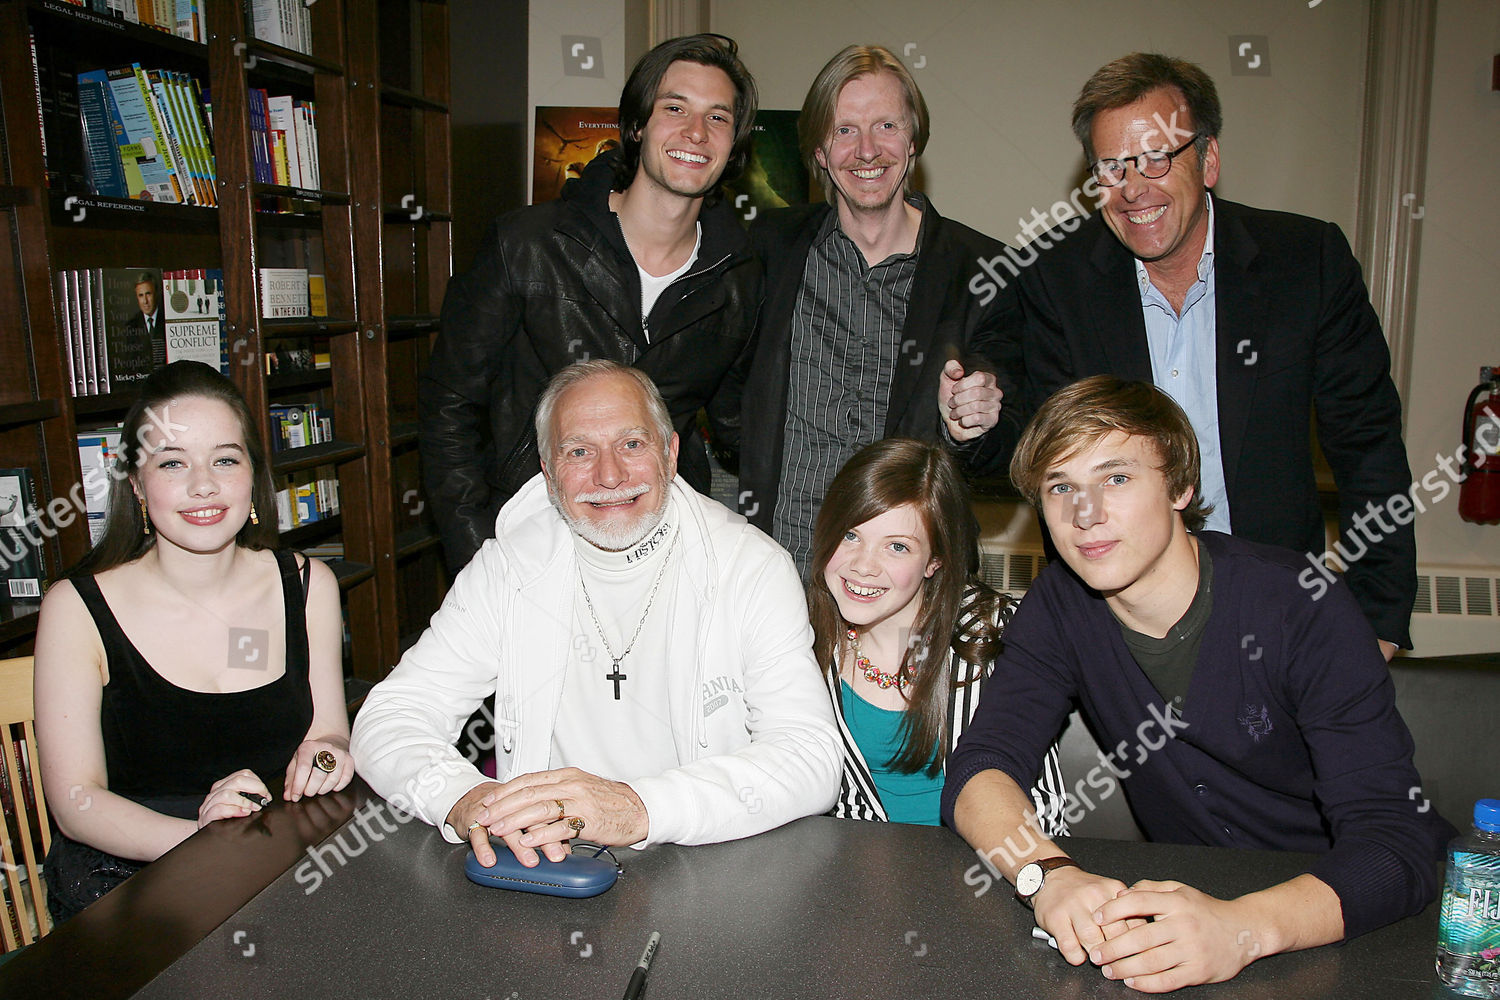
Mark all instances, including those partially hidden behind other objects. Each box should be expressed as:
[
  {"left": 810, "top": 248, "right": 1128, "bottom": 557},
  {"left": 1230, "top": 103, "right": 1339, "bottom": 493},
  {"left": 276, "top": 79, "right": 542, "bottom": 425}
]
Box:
[{"left": 1459, "top": 365, "right": 1500, "bottom": 525}]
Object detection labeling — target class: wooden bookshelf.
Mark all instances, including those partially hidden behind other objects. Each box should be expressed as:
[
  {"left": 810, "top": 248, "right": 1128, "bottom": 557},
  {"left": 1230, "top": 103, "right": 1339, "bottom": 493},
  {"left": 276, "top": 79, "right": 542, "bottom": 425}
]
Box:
[
  {"left": 348, "top": 0, "right": 452, "bottom": 671},
  {"left": 0, "top": 0, "right": 451, "bottom": 681}
]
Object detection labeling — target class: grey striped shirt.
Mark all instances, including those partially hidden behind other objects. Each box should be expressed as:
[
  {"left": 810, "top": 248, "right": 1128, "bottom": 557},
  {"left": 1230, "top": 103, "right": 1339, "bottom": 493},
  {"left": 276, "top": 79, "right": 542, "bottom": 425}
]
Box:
[{"left": 773, "top": 203, "right": 923, "bottom": 575}]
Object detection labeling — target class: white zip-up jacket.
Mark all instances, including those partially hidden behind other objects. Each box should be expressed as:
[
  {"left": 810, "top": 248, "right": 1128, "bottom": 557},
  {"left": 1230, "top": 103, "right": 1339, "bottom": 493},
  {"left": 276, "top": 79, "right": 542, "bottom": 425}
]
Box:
[{"left": 351, "top": 474, "right": 842, "bottom": 847}]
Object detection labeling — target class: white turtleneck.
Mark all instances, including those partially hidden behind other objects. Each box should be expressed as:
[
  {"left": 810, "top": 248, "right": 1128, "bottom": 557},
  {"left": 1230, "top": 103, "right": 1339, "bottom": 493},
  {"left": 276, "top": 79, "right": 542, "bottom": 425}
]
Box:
[{"left": 550, "top": 498, "right": 685, "bottom": 780}]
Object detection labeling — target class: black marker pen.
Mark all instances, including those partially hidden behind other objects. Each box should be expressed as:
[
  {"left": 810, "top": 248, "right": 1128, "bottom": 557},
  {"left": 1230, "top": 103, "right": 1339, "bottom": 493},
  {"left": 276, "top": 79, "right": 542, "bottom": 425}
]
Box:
[{"left": 621, "top": 930, "right": 660, "bottom": 1000}]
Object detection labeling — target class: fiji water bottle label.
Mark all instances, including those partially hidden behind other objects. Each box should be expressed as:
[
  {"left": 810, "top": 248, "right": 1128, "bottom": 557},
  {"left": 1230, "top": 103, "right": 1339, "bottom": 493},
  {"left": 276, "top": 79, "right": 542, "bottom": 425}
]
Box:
[{"left": 1441, "top": 850, "right": 1500, "bottom": 979}]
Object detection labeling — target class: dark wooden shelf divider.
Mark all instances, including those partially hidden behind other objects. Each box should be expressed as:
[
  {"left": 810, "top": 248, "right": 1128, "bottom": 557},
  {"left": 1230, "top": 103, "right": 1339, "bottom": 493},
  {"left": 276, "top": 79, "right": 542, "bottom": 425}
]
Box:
[
  {"left": 349, "top": 0, "right": 452, "bottom": 671},
  {"left": 267, "top": 369, "right": 336, "bottom": 394},
  {"left": 270, "top": 439, "right": 366, "bottom": 475},
  {"left": 277, "top": 513, "right": 343, "bottom": 549},
  {"left": 395, "top": 525, "right": 441, "bottom": 560},
  {"left": 379, "top": 85, "right": 447, "bottom": 113},
  {"left": 390, "top": 421, "right": 420, "bottom": 448},
  {"left": 0, "top": 399, "right": 61, "bottom": 428}
]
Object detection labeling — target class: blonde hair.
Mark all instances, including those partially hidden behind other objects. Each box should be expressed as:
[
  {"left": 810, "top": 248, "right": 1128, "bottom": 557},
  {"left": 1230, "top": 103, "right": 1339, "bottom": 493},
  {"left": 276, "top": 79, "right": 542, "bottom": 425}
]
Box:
[
  {"left": 1010, "top": 376, "right": 1211, "bottom": 531},
  {"left": 798, "top": 45, "right": 929, "bottom": 204}
]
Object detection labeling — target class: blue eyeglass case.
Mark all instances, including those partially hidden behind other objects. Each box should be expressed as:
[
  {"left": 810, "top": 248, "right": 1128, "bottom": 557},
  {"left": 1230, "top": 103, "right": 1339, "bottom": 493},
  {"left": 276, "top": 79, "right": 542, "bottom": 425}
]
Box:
[{"left": 464, "top": 846, "right": 619, "bottom": 898}]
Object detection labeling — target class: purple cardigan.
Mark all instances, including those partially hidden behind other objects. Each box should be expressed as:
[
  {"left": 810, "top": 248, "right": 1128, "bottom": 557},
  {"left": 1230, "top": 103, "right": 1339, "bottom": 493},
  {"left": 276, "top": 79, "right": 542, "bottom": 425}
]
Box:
[{"left": 941, "top": 531, "right": 1452, "bottom": 940}]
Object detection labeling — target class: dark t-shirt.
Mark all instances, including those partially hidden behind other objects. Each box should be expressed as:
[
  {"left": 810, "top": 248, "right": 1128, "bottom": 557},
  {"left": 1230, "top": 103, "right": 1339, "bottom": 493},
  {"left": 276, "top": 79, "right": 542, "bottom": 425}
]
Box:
[{"left": 1117, "top": 542, "right": 1214, "bottom": 711}]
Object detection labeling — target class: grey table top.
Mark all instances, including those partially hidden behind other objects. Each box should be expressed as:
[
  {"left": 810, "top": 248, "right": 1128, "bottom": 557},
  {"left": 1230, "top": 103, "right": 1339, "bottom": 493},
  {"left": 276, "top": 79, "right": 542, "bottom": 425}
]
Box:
[{"left": 102, "top": 799, "right": 1452, "bottom": 999}]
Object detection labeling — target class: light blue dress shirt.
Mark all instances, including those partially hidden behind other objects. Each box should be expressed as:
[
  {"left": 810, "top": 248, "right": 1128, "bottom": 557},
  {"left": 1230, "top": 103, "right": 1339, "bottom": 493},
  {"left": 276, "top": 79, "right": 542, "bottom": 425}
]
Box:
[{"left": 1134, "top": 194, "right": 1231, "bottom": 533}]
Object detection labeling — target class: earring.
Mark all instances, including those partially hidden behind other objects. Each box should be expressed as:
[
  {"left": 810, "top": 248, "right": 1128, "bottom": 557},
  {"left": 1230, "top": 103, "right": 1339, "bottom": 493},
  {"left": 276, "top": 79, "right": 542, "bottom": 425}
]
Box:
[
  {"left": 249, "top": 502, "right": 259, "bottom": 525},
  {"left": 138, "top": 495, "right": 151, "bottom": 535}
]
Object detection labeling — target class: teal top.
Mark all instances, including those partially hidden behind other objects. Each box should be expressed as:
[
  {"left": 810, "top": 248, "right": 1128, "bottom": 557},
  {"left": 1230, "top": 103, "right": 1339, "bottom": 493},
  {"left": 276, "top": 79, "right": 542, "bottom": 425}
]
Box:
[{"left": 838, "top": 680, "right": 943, "bottom": 825}]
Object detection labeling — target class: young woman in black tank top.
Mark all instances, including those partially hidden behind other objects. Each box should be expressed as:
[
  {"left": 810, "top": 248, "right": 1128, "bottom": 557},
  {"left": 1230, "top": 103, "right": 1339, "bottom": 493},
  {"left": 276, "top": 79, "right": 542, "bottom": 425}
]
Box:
[{"left": 34, "top": 362, "right": 354, "bottom": 924}]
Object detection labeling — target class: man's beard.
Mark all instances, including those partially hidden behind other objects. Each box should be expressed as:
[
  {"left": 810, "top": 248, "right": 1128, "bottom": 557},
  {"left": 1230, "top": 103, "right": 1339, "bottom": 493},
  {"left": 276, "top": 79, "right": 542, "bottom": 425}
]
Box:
[{"left": 548, "top": 477, "right": 670, "bottom": 551}]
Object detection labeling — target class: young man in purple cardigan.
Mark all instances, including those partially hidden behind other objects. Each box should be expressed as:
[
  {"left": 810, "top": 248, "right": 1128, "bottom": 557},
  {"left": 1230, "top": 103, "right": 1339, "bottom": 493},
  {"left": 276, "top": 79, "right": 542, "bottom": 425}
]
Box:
[{"left": 942, "top": 376, "right": 1451, "bottom": 993}]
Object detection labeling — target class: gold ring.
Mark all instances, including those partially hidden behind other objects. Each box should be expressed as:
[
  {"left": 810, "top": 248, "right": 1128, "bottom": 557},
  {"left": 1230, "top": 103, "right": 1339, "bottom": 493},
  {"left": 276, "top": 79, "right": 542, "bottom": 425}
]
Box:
[
  {"left": 554, "top": 799, "right": 566, "bottom": 821},
  {"left": 566, "top": 816, "right": 585, "bottom": 833},
  {"left": 314, "top": 750, "right": 337, "bottom": 773},
  {"left": 467, "top": 821, "right": 483, "bottom": 832}
]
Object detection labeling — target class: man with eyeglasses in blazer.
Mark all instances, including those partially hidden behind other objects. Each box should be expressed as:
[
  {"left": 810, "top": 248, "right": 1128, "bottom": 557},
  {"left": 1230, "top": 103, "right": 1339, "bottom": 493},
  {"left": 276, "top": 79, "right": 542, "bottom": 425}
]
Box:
[{"left": 1013, "top": 53, "right": 1415, "bottom": 662}]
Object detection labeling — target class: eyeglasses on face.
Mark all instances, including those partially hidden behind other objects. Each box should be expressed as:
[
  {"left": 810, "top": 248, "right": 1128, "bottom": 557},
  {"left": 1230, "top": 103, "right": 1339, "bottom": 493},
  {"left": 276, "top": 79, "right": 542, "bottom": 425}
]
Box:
[{"left": 1089, "top": 134, "right": 1201, "bottom": 187}]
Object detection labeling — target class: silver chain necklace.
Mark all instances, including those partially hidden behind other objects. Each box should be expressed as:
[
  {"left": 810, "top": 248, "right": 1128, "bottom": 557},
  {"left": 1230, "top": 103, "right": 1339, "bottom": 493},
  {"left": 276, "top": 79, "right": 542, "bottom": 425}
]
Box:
[{"left": 576, "top": 530, "right": 678, "bottom": 700}]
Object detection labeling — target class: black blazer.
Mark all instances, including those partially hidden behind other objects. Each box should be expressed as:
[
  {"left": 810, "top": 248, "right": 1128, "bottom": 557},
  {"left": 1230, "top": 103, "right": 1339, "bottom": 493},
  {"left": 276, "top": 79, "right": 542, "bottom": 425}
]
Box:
[
  {"left": 1017, "top": 196, "right": 1415, "bottom": 647},
  {"left": 728, "top": 198, "right": 1024, "bottom": 533}
]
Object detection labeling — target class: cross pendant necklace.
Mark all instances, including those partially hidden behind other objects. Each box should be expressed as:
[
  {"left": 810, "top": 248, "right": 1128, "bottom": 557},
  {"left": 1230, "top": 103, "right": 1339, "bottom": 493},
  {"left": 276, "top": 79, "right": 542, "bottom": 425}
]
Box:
[
  {"left": 576, "top": 531, "right": 678, "bottom": 700},
  {"left": 605, "top": 660, "right": 628, "bottom": 699}
]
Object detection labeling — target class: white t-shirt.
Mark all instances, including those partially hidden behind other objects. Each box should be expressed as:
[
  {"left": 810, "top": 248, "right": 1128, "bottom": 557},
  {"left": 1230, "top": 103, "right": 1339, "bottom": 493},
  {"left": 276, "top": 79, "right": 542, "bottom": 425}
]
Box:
[
  {"left": 636, "top": 223, "right": 701, "bottom": 342},
  {"left": 550, "top": 499, "right": 683, "bottom": 779}
]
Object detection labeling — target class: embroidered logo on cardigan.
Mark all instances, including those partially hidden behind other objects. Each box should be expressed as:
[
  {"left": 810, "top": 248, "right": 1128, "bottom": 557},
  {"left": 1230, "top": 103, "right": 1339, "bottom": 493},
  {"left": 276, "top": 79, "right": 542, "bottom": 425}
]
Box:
[{"left": 1237, "top": 704, "right": 1274, "bottom": 742}]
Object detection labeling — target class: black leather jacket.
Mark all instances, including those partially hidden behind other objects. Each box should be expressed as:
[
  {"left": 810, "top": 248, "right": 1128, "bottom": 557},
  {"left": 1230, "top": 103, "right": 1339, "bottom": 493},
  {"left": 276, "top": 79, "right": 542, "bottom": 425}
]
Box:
[{"left": 419, "top": 152, "right": 761, "bottom": 571}]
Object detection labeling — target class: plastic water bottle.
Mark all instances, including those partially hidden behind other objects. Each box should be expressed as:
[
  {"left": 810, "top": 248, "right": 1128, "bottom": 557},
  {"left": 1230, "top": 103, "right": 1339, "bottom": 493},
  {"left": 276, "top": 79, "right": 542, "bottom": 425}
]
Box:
[{"left": 1437, "top": 798, "right": 1500, "bottom": 996}]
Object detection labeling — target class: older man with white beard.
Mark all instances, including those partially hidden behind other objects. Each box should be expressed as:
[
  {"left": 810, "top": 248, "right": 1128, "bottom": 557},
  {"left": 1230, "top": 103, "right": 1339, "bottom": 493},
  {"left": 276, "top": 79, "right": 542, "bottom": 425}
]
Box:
[{"left": 352, "top": 360, "right": 840, "bottom": 867}]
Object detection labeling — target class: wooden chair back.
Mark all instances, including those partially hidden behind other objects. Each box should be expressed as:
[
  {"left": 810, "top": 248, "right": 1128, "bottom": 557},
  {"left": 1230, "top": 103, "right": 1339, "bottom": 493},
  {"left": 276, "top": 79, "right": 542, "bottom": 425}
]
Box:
[{"left": 0, "top": 656, "right": 52, "bottom": 951}]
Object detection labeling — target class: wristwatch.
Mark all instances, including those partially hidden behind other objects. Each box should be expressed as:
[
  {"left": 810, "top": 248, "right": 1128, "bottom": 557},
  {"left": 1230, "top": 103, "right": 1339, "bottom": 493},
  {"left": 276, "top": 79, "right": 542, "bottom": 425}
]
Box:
[{"left": 1014, "top": 856, "right": 1080, "bottom": 908}]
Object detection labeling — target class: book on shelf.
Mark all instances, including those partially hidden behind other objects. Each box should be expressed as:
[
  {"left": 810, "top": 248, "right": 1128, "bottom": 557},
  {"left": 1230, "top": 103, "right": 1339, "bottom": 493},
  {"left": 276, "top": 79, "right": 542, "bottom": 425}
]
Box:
[
  {"left": 82, "top": 269, "right": 104, "bottom": 394},
  {"left": 73, "top": 64, "right": 216, "bottom": 204},
  {"left": 77, "top": 71, "right": 129, "bottom": 198},
  {"left": 306, "top": 274, "right": 327, "bottom": 317},
  {"left": 249, "top": 89, "right": 320, "bottom": 192},
  {"left": 247, "top": 0, "right": 313, "bottom": 56},
  {"left": 259, "top": 268, "right": 311, "bottom": 319},
  {"left": 99, "top": 267, "right": 165, "bottom": 393},
  {"left": 163, "top": 269, "right": 228, "bottom": 372},
  {"left": 56, "top": 266, "right": 228, "bottom": 396},
  {"left": 55, "top": 271, "right": 80, "bottom": 396},
  {"left": 76, "top": 429, "right": 123, "bottom": 546},
  {"left": 32, "top": 32, "right": 89, "bottom": 192},
  {"left": 265, "top": 339, "right": 329, "bottom": 376},
  {"left": 274, "top": 465, "right": 340, "bottom": 532},
  {"left": 0, "top": 469, "right": 45, "bottom": 603},
  {"left": 267, "top": 402, "right": 333, "bottom": 453},
  {"left": 101, "top": 67, "right": 181, "bottom": 202},
  {"left": 52, "top": 0, "right": 212, "bottom": 42}
]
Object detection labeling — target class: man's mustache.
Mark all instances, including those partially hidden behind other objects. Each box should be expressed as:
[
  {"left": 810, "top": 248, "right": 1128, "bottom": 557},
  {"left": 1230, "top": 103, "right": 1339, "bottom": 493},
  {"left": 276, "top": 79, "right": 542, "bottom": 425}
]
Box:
[{"left": 574, "top": 483, "right": 651, "bottom": 505}]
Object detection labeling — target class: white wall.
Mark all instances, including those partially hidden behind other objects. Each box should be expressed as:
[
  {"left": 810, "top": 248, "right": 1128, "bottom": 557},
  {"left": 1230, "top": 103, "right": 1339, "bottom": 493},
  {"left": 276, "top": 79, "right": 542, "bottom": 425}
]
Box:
[
  {"left": 1404, "top": 0, "right": 1500, "bottom": 570},
  {"left": 526, "top": 0, "right": 631, "bottom": 197},
  {"left": 713, "top": 0, "right": 1368, "bottom": 245}
]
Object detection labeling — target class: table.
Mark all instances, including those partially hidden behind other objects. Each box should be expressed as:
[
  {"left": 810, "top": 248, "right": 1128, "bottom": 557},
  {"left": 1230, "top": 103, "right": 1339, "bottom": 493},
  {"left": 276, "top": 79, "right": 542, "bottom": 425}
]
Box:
[{"left": 0, "top": 783, "right": 1454, "bottom": 999}]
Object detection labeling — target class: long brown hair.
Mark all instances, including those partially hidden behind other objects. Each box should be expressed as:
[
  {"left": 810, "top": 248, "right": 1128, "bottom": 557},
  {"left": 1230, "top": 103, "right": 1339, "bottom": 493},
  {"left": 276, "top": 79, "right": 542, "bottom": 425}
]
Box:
[
  {"left": 69, "top": 361, "right": 278, "bottom": 578},
  {"left": 809, "top": 438, "right": 1005, "bottom": 775}
]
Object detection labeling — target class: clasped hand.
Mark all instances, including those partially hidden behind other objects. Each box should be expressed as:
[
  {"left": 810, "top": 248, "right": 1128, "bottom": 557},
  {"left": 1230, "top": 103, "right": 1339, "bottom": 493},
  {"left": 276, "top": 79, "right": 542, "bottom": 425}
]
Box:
[
  {"left": 450, "top": 766, "right": 648, "bottom": 869},
  {"left": 1035, "top": 870, "right": 1263, "bottom": 993},
  {"left": 938, "top": 359, "right": 1002, "bottom": 442}
]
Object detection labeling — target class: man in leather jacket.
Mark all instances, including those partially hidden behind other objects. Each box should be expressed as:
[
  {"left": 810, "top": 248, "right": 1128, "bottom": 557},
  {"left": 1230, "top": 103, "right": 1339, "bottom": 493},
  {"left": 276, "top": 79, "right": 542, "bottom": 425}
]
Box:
[{"left": 420, "top": 34, "right": 762, "bottom": 572}]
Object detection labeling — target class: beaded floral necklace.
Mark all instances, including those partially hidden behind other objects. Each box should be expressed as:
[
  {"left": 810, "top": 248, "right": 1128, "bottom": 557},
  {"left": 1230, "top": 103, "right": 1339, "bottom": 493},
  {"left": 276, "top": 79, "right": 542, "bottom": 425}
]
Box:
[{"left": 847, "top": 628, "right": 914, "bottom": 690}]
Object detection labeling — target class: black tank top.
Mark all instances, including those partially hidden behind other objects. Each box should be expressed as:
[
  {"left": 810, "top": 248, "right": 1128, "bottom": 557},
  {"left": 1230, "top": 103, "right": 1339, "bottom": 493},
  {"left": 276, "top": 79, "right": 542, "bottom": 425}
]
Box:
[{"left": 72, "top": 549, "right": 315, "bottom": 800}]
